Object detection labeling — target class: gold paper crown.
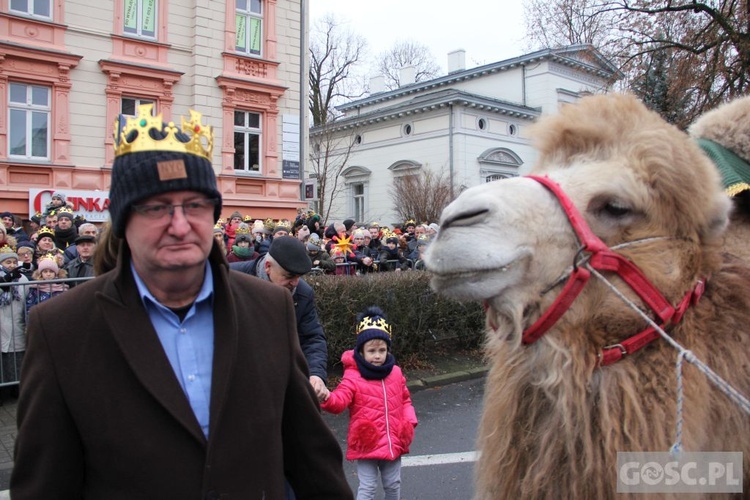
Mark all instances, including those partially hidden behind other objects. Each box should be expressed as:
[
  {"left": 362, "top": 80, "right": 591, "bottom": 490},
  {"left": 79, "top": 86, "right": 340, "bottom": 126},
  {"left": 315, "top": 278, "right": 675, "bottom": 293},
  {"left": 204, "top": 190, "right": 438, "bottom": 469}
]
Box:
[
  {"left": 214, "top": 222, "right": 224, "bottom": 230},
  {"left": 243, "top": 215, "right": 253, "bottom": 222},
  {"left": 356, "top": 316, "right": 392, "bottom": 337},
  {"left": 264, "top": 218, "right": 275, "bottom": 231},
  {"left": 217, "top": 218, "right": 226, "bottom": 225},
  {"left": 57, "top": 207, "right": 73, "bottom": 215},
  {"left": 380, "top": 228, "right": 396, "bottom": 240},
  {"left": 235, "top": 224, "right": 251, "bottom": 236},
  {"left": 275, "top": 219, "right": 291, "bottom": 230},
  {"left": 113, "top": 104, "right": 213, "bottom": 160},
  {"left": 39, "top": 253, "right": 57, "bottom": 264},
  {"left": 404, "top": 219, "right": 416, "bottom": 226},
  {"left": 38, "top": 227, "right": 55, "bottom": 238},
  {"left": 0, "top": 244, "right": 15, "bottom": 255}
]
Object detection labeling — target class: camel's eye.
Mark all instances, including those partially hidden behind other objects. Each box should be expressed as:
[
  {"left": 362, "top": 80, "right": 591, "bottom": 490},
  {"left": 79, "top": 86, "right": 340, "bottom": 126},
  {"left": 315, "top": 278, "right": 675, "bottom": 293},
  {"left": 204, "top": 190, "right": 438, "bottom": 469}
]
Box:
[{"left": 603, "top": 201, "right": 631, "bottom": 218}]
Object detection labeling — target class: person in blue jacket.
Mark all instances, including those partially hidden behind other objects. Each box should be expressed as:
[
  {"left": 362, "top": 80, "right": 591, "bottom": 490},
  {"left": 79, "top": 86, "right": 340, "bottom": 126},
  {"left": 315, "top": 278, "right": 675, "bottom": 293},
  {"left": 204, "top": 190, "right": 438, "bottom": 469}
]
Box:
[{"left": 230, "top": 236, "right": 328, "bottom": 399}]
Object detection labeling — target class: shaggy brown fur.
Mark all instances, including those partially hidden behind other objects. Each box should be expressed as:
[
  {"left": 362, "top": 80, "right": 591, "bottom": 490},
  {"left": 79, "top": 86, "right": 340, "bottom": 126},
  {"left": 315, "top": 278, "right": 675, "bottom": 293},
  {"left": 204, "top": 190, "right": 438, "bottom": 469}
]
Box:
[{"left": 427, "top": 94, "right": 750, "bottom": 499}]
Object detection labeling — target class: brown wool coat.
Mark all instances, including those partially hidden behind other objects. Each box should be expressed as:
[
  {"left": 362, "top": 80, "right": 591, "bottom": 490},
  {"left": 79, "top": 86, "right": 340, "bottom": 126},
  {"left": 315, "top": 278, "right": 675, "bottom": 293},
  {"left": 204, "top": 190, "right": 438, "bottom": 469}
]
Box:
[{"left": 11, "top": 245, "right": 352, "bottom": 500}]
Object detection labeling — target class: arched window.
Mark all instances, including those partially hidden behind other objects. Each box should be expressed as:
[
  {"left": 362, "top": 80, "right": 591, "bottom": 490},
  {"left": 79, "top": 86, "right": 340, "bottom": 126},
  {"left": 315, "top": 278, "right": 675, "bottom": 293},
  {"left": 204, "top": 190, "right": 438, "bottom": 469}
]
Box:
[{"left": 478, "top": 148, "right": 523, "bottom": 183}]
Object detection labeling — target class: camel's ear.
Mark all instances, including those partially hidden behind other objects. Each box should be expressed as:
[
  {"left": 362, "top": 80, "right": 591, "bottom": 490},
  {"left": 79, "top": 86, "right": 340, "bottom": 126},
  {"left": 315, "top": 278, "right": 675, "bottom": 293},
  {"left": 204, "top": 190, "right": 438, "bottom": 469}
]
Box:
[{"left": 702, "top": 192, "right": 731, "bottom": 242}]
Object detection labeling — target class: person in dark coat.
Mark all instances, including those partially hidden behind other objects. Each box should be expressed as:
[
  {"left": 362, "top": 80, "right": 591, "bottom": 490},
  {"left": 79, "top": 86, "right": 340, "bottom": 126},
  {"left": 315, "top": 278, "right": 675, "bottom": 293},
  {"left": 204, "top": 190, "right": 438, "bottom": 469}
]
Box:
[
  {"left": 230, "top": 236, "right": 329, "bottom": 399},
  {"left": 11, "top": 107, "right": 352, "bottom": 500}
]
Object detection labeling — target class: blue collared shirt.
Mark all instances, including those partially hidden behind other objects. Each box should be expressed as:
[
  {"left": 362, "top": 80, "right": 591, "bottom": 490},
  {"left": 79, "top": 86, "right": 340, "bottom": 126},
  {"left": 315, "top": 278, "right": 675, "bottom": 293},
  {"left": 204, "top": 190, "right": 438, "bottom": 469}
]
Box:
[{"left": 132, "top": 262, "right": 215, "bottom": 438}]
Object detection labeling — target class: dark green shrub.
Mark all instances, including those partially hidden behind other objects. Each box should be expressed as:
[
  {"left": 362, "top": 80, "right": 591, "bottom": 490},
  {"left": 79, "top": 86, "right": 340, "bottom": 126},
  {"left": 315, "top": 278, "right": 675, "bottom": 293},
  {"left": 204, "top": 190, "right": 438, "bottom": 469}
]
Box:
[{"left": 306, "top": 271, "right": 485, "bottom": 368}]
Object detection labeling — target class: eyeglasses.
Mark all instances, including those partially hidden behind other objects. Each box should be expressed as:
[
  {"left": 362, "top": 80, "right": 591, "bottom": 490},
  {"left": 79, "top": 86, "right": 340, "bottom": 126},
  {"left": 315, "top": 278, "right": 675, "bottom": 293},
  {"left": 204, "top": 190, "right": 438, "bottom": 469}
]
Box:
[{"left": 131, "top": 198, "right": 219, "bottom": 220}]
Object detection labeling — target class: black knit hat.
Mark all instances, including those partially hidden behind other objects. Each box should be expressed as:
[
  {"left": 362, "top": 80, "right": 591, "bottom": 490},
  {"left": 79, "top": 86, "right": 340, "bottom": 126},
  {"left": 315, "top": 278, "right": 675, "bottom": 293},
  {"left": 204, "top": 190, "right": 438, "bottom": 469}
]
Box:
[
  {"left": 355, "top": 306, "right": 392, "bottom": 351},
  {"left": 343, "top": 219, "right": 356, "bottom": 231},
  {"left": 109, "top": 108, "right": 222, "bottom": 238},
  {"left": 268, "top": 236, "right": 312, "bottom": 276}
]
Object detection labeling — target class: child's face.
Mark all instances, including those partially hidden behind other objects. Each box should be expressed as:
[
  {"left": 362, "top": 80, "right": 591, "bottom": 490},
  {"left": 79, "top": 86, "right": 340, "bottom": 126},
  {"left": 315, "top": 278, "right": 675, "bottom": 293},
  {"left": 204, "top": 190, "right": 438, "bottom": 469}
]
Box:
[
  {"left": 387, "top": 242, "right": 397, "bottom": 250},
  {"left": 1, "top": 258, "right": 17, "bottom": 270},
  {"left": 41, "top": 269, "right": 56, "bottom": 280},
  {"left": 51, "top": 197, "right": 63, "bottom": 206},
  {"left": 237, "top": 241, "right": 250, "bottom": 248},
  {"left": 362, "top": 339, "right": 388, "bottom": 366},
  {"left": 18, "top": 251, "right": 32, "bottom": 263}
]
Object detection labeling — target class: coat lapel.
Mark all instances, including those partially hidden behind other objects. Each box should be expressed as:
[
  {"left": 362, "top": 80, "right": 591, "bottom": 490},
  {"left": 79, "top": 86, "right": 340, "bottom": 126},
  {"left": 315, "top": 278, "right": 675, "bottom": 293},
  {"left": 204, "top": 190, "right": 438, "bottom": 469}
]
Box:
[{"left": 206, "top": 253, "right": 239, "bottom": 438}]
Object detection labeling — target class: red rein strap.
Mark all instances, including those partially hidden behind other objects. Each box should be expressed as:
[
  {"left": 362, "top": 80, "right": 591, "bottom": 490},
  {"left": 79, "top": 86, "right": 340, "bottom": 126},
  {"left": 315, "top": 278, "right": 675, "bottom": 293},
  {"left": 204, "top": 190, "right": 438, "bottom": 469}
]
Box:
[{"left": 522, "top": 175, "right": 706, "bottom": 366}]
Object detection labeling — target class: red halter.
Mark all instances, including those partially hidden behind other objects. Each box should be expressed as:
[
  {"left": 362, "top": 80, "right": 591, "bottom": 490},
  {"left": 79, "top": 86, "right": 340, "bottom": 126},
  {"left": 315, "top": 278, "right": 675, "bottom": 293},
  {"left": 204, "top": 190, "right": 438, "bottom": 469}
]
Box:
[{"left": 522, "top": 175, "right": 706, "bottom": 366}]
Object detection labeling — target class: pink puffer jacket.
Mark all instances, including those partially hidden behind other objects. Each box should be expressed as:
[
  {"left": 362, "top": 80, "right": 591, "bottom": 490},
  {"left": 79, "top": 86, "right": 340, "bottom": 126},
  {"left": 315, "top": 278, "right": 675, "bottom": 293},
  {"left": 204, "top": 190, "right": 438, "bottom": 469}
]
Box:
[{"left": 322, "top": 350, "right": 418, "bottom": 461}]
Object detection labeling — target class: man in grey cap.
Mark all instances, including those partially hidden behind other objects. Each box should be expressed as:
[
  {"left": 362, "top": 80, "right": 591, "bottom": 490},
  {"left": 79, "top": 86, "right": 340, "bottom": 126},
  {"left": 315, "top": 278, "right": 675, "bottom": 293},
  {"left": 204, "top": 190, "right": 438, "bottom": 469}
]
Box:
[{"left": 230, "top": 236, "right": 329, "bottom": 399}]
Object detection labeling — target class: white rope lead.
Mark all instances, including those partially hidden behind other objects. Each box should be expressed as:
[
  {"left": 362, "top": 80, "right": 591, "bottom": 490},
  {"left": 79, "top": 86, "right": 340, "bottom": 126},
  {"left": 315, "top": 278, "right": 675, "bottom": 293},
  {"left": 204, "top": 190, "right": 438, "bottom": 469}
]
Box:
[
  {"left": 670, "top": 350, "right": 687, "bottom": 454},
  {"left": 587, "top": 266, "right": 750, "bottom": 419}
]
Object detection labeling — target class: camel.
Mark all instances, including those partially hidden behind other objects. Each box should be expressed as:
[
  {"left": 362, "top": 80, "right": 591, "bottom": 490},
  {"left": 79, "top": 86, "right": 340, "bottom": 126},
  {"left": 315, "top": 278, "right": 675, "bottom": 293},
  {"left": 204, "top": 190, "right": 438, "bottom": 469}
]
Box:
[{"left": 425, "top": 94, "right": 750, "bottom": 499}]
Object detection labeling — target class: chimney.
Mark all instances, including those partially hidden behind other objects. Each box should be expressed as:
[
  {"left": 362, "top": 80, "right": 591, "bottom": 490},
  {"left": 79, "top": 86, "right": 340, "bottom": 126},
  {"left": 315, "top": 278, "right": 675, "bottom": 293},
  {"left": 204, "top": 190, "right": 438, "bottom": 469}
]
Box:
[
  {"left": 399, "top": 65, "right": 416, "bottom": 87},
  {"left": 448, "top": 49, "right": 466, "bottom": 73},
  {"left": 369, "top": 74, "right": 386, "bottom": 94}
]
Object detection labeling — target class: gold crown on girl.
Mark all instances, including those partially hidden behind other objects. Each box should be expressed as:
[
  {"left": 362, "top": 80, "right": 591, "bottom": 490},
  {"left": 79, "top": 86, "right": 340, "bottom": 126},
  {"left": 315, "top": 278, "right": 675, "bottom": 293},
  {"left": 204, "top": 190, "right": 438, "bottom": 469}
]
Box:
[
  {"left": 113, "top": 104, "right": 213, "bottom": 160},
  {"left": 356, "top": 316, "right": 392, "bottom": 337}
]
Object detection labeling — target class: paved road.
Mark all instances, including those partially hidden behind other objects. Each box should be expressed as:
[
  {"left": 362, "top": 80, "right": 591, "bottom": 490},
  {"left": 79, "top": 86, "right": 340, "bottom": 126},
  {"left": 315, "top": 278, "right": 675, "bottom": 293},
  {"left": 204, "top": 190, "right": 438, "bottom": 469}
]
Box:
[
  {"left": 0, "top": 377, "right": 486, "bottom": 499},
  {"left": 322, "top": 377, "right": 485, "bottom": 499}
]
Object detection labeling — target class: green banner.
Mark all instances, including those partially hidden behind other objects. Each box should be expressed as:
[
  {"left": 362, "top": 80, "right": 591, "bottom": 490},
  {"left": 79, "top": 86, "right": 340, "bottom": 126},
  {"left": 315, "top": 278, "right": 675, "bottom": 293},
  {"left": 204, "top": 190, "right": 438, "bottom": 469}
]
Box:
[
  {"left": 236, "top": 15, "right": 246, "bottom": 50},
  {"left": 124, "top": 0, "right": 137, "bottom": 31},
  {"left": 142, "top": 0, "right": 155, "bottom": 33},
  {"left": 249, "top": 18, "right": 261, "bottom": 54}
]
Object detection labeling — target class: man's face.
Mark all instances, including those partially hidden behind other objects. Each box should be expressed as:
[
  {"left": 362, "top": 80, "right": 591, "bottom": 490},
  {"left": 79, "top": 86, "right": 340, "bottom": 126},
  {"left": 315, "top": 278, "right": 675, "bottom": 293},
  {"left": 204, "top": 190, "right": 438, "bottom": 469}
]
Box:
[
  {"left": 80, "top": 225, "right": 98, "bottom": 237},
  {"left": 45, "top": 216, "right": 57, "bottom": 228},
  {"left": 57, "top": 217, "right": 72, "bottom": 230},
  {"left": 125, "top": 190, "right": 215, "bottom": 276},
  {"left": 77, "top": 241, "right": 96, "bottom": 260},
  {"left": 265, "top": 260, "right": 300, "bottom": 291},
  {"left": 368, "top": 227, "right": 379, "bottom": 239},
  {"left": 230, "top": 216, "right": 242, "bottom": 225},
  {"left": 273, "top": 229, "right": 289, "bottom": 238},
  {"left": 415, "top": 226, "right": 426, "bottom": 237},
  {"left": 2, "top": 216, "right": 13, "bottom": 229}
]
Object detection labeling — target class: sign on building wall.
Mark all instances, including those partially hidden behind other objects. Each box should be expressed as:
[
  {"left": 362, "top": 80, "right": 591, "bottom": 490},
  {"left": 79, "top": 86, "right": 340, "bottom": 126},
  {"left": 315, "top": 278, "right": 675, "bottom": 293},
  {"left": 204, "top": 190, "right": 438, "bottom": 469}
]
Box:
[
  {"left": 29, "top": 189, "right": 111, "bottom": 223},
  {"left": 282, "top": 114, "right": 301, "bottom": 180}
]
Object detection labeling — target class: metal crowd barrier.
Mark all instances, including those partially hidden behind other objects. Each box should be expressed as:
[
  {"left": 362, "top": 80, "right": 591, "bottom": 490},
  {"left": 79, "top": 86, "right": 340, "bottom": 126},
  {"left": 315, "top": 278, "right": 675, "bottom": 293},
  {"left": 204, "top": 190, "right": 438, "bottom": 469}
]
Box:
[{"left": 0, "top": 276, "right": 94, "bottom": 387}]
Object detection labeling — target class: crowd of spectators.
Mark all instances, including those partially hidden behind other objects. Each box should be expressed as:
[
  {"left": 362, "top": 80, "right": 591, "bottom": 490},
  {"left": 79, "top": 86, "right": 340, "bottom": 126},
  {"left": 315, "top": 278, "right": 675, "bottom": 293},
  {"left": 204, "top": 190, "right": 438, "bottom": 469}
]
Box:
[
  {"left": 0, "top": 193, "right": 99, "bottom": 390},
  {"left": 210, "top": 210, "right": 439, "bottom": 276},
  {"left": 0, "top": 200, "right": 438, "bottom": 391}
]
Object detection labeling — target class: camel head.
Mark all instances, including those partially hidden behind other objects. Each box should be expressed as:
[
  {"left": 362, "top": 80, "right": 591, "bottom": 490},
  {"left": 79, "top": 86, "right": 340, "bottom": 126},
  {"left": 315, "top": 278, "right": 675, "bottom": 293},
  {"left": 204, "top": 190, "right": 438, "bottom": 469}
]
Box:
[{"left": 426, "top": 94, "right": 731, "bottom": 360}]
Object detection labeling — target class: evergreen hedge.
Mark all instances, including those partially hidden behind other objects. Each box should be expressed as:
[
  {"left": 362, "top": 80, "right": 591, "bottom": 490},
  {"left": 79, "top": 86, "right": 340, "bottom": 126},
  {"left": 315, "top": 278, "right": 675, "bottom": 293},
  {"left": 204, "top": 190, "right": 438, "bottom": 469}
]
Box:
[{"left": 306, "top": 271, "right": 485, "bottom": 368}]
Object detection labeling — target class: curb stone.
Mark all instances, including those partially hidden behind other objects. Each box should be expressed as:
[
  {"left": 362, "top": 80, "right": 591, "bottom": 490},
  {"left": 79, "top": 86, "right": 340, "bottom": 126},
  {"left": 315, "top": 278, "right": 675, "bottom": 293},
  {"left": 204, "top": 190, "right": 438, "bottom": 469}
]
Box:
[{"left": 407, "top": 366, "right": 488, "bottom": 392}]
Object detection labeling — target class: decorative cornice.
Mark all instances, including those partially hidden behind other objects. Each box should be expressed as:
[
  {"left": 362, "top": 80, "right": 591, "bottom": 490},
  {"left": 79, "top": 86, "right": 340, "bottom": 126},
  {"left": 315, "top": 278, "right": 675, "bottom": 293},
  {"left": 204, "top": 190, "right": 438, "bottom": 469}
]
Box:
[
  {"left": 337, "top": 44, "right": 620, "bottom": 113},
  {"left": 311, "top": 89, "right": 541, "bottom": 137}
]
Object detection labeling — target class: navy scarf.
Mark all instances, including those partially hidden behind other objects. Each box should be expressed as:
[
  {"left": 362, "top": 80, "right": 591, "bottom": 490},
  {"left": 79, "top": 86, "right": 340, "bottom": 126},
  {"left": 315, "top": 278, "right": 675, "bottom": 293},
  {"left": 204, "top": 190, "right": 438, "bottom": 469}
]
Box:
[{"left": 353, "top": 349, "right": 395, "bottom": 380}]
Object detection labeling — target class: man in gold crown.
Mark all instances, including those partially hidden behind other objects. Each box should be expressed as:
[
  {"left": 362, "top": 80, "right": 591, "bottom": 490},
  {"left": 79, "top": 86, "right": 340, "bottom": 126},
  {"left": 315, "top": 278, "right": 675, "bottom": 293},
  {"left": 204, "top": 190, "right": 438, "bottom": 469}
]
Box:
[{"left": 12, "top": 105, "right": 352, "bottom": 499}]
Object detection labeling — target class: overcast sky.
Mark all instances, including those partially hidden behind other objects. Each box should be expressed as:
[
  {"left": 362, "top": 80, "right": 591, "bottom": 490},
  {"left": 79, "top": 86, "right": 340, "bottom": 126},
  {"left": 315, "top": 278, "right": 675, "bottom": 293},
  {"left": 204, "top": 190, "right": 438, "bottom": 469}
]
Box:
[{"left": 308, "top": 1, "right": 529, "bottom": 75}]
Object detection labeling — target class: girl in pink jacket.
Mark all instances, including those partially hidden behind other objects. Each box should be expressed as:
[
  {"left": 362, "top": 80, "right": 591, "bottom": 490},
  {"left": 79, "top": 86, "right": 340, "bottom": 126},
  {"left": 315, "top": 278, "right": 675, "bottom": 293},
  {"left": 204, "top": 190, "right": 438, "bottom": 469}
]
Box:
[{"left": 321, "top": 306, "right": 418, "bottom": 500}]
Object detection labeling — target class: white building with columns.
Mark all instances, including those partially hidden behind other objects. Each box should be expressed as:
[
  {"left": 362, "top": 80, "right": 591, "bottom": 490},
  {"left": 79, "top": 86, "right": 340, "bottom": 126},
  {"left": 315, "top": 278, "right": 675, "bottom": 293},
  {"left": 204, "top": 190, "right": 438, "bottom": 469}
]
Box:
[{"left": 309, "top": 44, "right": 620, "bottom": 226}]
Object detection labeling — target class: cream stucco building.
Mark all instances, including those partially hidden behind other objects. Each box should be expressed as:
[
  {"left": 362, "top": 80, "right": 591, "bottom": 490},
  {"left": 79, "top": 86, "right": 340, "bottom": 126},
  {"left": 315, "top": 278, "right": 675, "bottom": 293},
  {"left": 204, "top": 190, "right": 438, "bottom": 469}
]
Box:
[
  {"left": 0, "top": 0, "right": 307, "bottom": 222},
  {"left": 309, "top": 45, "right": 620, "bottom": 226}
]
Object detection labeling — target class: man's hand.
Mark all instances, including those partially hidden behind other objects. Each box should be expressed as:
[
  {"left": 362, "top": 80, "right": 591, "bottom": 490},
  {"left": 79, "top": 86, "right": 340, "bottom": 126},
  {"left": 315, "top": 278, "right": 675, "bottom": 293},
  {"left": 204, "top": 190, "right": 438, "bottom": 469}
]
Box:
[{"left": 309, "top": 375, "right": 328, "bottom": 400}]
